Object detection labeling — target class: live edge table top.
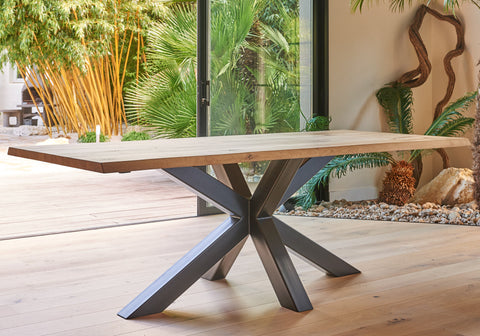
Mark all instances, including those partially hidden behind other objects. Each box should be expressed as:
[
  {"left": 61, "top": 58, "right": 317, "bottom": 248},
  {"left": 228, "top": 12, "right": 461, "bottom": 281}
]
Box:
[{"left": 8, "top": 130, "right": 471, "bottom": 173}]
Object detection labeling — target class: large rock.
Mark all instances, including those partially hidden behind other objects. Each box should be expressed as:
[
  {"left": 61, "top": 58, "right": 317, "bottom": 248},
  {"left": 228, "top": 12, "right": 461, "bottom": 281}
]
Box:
[{"left": 410, "top": 168, "right": 474, "bottom": 205}]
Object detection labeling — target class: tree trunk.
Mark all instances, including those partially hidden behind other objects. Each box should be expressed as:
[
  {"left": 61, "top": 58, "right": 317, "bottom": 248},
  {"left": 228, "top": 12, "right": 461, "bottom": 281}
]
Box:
[{"left": 473, "top": 77, "right": 480, "bottom": 205}]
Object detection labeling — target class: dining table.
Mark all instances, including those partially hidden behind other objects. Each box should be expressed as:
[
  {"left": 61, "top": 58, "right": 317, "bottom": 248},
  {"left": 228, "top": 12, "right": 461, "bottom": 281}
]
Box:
[{"left": 8, "top": 130, "right": 471, "bottom": 319}]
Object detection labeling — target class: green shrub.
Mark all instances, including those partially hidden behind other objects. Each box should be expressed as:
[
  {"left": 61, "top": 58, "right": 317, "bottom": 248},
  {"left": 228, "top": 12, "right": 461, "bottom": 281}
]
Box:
[
  {"left": 305, "top": 116, "right": 330, "bottom": 131},
  {"left": 78, "top": 132, "right": 108, "bottom": 143},
  {"left": 121, "top": 131, "right": 151, "bottom": 141}
]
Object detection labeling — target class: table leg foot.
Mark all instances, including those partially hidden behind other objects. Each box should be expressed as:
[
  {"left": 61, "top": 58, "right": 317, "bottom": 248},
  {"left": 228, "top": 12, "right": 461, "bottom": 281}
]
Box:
[
  {"left": 118, "top": 217, "right": 248, "bottom": 319},
  {"left": 273, "top": 217, "right": 360, "bottom": 277},
  {"left": 252, "top": 217, "right": 313, "bottom": 312},
  {"left": 202, "top": 237, "right": 247, "bottom": 281}
]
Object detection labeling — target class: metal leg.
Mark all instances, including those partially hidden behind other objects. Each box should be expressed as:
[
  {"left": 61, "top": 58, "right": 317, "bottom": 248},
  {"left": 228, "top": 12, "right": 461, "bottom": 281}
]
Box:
[
  {"left": 212, "top": 164, "right": 252, "bottom": 199},
  {"left": 273, "top": 217, "right": 360, "bottom": 277},
  {"left": 252, "top": 218, "right": 313, "bottom": 312},
  {"left": 249, "top": 160, "right": 313, "bottom": 311},
  {"left": 202, "top": 237, "right": 248, "bottom": 280},
  {"left": 279, "top": 156, "right": 333, "bottom": 206},
  {"left": 118, "top": 217, "right": 248, "bottom": 319},
  {"left": 202, "top": 164, "right": 252, "bottom": 281},
  {"left": 252, "top": 159, "right": 304, "bottom": 218},
  {"left": 163, "top": 166, "right": 248, "bottom": 216},
  {"left": 119, "top": 158, "right": 360, "bottom": 319}
]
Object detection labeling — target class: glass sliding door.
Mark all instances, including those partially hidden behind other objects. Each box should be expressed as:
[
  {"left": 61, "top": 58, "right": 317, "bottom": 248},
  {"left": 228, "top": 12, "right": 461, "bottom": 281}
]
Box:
[
  {"left": 211, "top": 0, "right": 313, "bottom": 176},
  {"left": 197, "top": 0, "right": 324, "bottom": 214}
]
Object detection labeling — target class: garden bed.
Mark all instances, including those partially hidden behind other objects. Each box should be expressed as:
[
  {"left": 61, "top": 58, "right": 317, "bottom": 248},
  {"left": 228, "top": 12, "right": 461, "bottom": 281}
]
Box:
[{"left": 278, "top": 199, "right": 480, "bottom": 225}]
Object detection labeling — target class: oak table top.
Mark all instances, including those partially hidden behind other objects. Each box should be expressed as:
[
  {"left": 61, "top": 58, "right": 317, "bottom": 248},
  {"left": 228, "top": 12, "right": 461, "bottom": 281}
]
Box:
[{"left": 8, "top": 130, "right": 471, "bottom": 173}]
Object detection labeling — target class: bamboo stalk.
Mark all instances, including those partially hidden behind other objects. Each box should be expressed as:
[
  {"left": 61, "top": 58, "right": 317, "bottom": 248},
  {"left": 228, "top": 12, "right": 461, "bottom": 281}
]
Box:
[{"left": 17, "top": 2, "right": 143, "bottom": 138}]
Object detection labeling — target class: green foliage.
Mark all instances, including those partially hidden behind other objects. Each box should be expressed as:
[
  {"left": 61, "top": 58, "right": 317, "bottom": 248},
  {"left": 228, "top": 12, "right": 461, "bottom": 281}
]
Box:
[
  {"left": 409, "top": 91, "right": 477, "bottom": 161},
  {"left": 121, "top": 131, "right": 151, "bottom": 142},
  {"left": 424, "top": 91, "right": 477, "bottom": 137},
  {"left": 305, "top": 116, "right": 330, "bottom": 131},
  {"left": 376, "top": 83, "right": 414, "bottom": 134},
  {"left": 295, "top": 153, "right": 395, "bottom": 210},
  {"left": 296, "top": 89, "right": 476, "bottom": 209},
  {"left": 127, "top": 0, "right": 306, "bottom": 138},
  {"left": 294, "top": 0, "right": 479, "bottom": 209},
  {"left": 0, "top": 0, "right": 166, "bottom": 70},
  {"left": 78, "top": 131, "right": 108, "bottom": 143},
  {"left": 125, "top": 3, "right": 197, "bottom": 138},
  {"left": 260, "top": 0, "right": 297, "bottom": 31}
]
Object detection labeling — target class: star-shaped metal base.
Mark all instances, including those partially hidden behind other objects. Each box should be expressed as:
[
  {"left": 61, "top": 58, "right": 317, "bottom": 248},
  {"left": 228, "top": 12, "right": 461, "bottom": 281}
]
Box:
[{"left": 118, "top": 157, "right": 360, "bottom": 319}]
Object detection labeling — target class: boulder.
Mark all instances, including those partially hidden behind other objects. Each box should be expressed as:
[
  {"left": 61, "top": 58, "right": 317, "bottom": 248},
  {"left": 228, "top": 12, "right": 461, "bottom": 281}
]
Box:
[{"left": 410, "top": 168, "right": 474, "bottom": 205}]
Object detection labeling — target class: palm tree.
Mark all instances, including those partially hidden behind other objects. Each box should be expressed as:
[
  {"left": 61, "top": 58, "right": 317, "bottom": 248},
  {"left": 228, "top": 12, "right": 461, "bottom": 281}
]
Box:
[
  {"left": 296, "top": 84, "right": 476, "bottom": 209},
  {"left": 126, "top": 0, "right": 305, "bottom": 138}
]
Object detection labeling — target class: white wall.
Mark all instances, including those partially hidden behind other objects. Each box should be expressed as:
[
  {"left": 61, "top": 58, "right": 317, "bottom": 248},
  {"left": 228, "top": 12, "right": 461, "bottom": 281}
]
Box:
[
  {"left": 328, "top": 0, "right": 479, "bottom": 201},
  {"left": 0, "top": 64, "right": 23, "bottom": 110},
  {"left": 437, "top": 2, "right": 480, "bottom": 174}
]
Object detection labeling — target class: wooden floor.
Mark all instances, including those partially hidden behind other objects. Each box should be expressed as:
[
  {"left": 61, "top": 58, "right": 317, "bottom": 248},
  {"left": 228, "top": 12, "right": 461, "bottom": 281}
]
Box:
[{"left": 2, "top": 135, "right": 480, "bottom": 335}]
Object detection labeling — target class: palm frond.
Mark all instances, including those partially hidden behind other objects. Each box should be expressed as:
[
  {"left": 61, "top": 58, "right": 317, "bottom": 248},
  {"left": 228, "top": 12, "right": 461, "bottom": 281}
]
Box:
[
  {"left": 260, "top": 24, "right": 290, "bottom": 54},
  {"left": 408, "top": 91, "right": 476, "bottom": 162},
  {"left": 424, "top": 91, "right": 477, "bottom": 136},
  {"left": 432, "top": 117, "right": 475, "bottom": 137},
  {"left": 443, "top": 90, "right": 477, "bottom": 116},
  {"left": 376, "top": 83, "right": 414, "bottom": 134},
  {"left": 295, "top": 152, "right": 395, "bottom": 210},
  {"left": 147, "top": 4, "right": 196, "bottom": 67},
  {"left": 321, "top": 152, "right": 396, "bottom": 181}
]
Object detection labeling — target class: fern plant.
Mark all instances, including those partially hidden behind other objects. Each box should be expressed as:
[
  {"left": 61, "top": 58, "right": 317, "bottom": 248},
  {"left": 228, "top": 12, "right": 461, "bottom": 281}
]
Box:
[{"left": 295, "top": 84, "right": 476, "bottom": 210}]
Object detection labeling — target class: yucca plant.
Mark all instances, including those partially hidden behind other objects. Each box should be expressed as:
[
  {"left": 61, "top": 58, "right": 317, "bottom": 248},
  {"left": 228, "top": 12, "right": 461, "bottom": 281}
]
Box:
[{"left": 295, "top": 84, "right": 477, "bottom": 209}]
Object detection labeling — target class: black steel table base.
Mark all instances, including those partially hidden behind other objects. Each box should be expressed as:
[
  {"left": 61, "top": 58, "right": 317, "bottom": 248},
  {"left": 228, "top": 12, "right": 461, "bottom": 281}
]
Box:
[{"left": 118, "top": 157, "right": 360, "bottom": 319}]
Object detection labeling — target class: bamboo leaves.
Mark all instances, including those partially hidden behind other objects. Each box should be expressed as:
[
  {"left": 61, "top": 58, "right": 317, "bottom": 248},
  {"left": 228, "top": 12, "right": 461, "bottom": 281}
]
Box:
[{"left": 0, "top": 0, "right": 165, "bottom": 137}]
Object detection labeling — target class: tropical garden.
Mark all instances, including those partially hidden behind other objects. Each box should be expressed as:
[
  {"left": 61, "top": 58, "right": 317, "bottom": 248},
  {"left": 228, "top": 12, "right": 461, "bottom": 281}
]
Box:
[
  {"left": 126, "top": 0, "right": 306, "bottom": 138},
  {"left": 0, "top": 0, "right": 306, "bottom": 139}
]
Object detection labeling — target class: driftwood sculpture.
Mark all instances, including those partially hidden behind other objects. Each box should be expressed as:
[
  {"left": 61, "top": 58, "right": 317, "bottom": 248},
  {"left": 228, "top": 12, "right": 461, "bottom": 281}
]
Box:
[
  {"left": 473, "top": 72, "right": 480, "bottom": 204},
  {"left": 395, "top": 5, "right": 465, "bottom": 172}
]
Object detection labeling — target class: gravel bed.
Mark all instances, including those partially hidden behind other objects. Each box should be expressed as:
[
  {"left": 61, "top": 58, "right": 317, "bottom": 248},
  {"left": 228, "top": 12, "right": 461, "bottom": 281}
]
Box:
[{"left": 277, "top": 200, "right": 480, "bottom": 225}]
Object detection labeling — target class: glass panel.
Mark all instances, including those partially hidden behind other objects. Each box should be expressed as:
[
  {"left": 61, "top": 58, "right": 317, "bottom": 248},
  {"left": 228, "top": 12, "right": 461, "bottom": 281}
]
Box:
[{"left": 209, "top": 0, "right": 313, "bottom": 183}]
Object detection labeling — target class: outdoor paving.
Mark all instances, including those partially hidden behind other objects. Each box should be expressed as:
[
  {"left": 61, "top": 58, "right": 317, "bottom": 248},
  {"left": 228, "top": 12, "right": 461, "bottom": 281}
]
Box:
[{"left": 0, "top": 131, "right": 196, "bottom": 239}]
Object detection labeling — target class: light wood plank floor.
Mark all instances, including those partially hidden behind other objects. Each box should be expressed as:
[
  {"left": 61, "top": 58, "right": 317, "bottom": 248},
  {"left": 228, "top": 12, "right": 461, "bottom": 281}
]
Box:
[{"left": 2, "top": 135, "right": 480, "bottom": 335}]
